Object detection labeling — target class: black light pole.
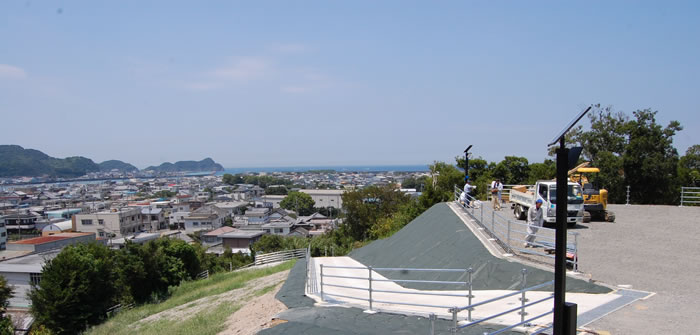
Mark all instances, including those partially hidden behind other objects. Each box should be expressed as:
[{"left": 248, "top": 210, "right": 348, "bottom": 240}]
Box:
[
  {"left": 464, "top": 145, "right": 473, "bottom": 180},
  {"left": 548, "top": 106, "right": 590, "bottom": 335}
]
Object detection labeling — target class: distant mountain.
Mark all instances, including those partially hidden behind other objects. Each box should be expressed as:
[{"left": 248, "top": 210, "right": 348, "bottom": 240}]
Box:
[
  {"left": 99, "top": 160, "right": 139, "bottom": 172},
  {"left": 0, "top": 145, "right": 100, "bottom": 178},
  {"left": 145, "top": 158, "right": 224, "bottom": 173}
]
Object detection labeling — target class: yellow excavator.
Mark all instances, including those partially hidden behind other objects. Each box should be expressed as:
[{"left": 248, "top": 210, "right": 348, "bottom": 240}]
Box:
[{"left": 568, "top": 162, "right": 616, "bottom": 223}]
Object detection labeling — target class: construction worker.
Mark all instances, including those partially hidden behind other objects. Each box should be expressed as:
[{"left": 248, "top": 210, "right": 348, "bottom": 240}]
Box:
[
  {"left": 491, "top": 178, "right": 503, "bottom": 210},
  {"left": 463, "top": 177, "right": 475, "bottom": 207},
  {"left": 524, "top": 199, "right": 544, "bottom": 247}
]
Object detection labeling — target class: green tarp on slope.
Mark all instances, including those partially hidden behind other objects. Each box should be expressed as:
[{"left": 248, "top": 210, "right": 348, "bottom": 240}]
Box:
[{"left": 350, "top": 203, "right": 610, "bottom": 294}]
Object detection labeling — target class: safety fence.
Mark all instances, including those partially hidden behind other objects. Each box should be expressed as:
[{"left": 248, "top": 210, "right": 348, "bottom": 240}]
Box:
[
  {"left": 680, "top": 187, "right": 700, "bottom": 206},
  {"left": 196, "top": 270, "right": 210, "bottom": 280},
  {"left": 254, "top": 248, "right": 307, "bottom": 265},
  {"left": 313, "top": 263, "right": 554, "bottom": 334},
  {"left": 454, "top": 185, "right": 579, "bottom": 271}
]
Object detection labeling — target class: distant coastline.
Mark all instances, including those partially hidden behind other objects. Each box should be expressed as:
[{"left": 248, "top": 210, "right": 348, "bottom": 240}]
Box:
[{"left": 219, "top": 165, "right": 430, "bottom": 174}]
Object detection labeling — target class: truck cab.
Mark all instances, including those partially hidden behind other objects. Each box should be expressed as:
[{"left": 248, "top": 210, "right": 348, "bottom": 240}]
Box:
[{"left": 510, "top": 180, "right": 584, "bottom": 226}]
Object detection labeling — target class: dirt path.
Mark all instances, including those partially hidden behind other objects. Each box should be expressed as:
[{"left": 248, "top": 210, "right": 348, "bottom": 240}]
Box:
[
  {"left": 217, "top": 281, "right": 288, "bottom": 335},
  {"left": 133, "top": 270, "right": 290, "bottom": 330}
]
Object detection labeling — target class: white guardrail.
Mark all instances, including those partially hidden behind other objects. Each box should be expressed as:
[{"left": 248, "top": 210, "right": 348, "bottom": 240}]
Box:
[
  {"left": 254, "top": 248, "right": 307, "bottom": 265},
  {"left": 680, "top": 187, "right": 700, "bottom": 206},
  {"left": 454, "top": 185, "right": 579, "bottom": 271},
  {"left": 311, "top": 262, "right": 553, "bottom": 335}
]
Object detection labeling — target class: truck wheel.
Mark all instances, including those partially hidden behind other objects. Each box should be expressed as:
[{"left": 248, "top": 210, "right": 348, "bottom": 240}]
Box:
[
  {"left": 605, "top": 211, "right": 615, "bottom": 222},
  {"left": 583, "top": 211, "right": 591, "bottom": 223},
  {"left": 514, "top": 205, "right": 526, "bottom": 220}
]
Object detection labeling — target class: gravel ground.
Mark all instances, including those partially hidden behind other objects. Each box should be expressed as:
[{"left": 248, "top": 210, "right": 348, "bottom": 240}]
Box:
[{"left": 575, "top": 204, "right": 700, "bottom": 334}]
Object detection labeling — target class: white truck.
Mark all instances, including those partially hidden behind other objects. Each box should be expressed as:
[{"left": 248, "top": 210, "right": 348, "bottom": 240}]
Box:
[{"left": 509, "top": 180, "right": 584, "bottom": 226}]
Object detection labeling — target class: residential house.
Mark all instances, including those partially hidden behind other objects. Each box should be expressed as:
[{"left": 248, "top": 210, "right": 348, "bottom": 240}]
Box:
[
  {"left": 201, "top": 226, "right": 237, "bottom": 245},
  {"left": 300, "top": 189, "right": 345, "bottom": 208},
  {"left": 141, "top": 207, "right": 166, "bottom": 231},
  {"left": 73, "top": 208, "right": 143, "bottom": 239},
  {"left": 183, "top": 205, "right": 227, "bottom": 231},
  {"left": 220, "top": 230, "right": 264, "bottom": 254}
]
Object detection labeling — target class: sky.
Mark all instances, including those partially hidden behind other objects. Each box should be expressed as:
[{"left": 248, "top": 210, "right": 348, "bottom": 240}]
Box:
[{"left": 1, "top": 1, "right": 698, "bottom": 169}]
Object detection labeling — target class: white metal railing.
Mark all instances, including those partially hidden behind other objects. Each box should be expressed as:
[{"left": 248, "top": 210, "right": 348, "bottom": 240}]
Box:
[
  {"left": 452, "top": 269, "right": 553, "bottom": 334},
  {"left": 454, "top": 185, "right": 579, "bottom": 271},
  {"left": 680, "top": 187, "right": 700, "bottom": 206},
  {"left": 315, "top": 263, "right": 554, "bottom": 334},
  {"left": 254, "top": 248, "right": 307, "bottom": 265},
  {"left": 319, "top": 264, "right": 470, "bottom": 311}
]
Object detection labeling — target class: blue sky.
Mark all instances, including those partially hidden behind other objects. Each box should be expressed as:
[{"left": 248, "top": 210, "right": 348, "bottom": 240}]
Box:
[{"left": 1, "top": 1, "right": 698, "bottom": 169}]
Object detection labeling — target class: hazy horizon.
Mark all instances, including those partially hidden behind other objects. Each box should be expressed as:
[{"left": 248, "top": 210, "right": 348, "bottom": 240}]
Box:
[{"left": 1, "top": 1, "right": 698, "bottom": 168}]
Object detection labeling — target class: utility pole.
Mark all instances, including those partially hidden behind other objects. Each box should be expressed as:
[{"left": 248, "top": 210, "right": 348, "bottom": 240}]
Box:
[{"left": 548, "top": 106, "right": 590, "bottom": 335}]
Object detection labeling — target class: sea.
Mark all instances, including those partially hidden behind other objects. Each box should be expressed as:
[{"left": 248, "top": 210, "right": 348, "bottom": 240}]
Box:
[{"left": 218, "top": 165, "right": 430, "bottom": 175}]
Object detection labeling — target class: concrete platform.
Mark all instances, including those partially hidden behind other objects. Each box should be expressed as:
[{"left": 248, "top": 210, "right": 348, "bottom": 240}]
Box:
[{"left": 308, "top": 256, "right": 631, "bottom": 332}]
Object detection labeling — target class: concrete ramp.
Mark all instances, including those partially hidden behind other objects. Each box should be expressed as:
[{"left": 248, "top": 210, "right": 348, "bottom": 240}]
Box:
[{"left": 349, "top": 203, "right": 610, "bottom": 294}]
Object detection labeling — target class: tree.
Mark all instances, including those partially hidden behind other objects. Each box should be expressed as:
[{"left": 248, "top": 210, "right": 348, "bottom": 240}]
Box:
[
  {"left": 526, "top": 160, "right": 556, "bottom": 185},
  {"left": 492, "top": 156, "right": 530, "bottom": 184},
  {"left": 0, "top": 276, "right": 13, "bottom": 335},
  {"left": 342, "top": 185, "right": 412, "bottom": 240},
  {"left": 265, "top": 186, "right": 288, "bottom": 195},
  {"left": 280, "top": 192, "right": 315, "bottom": 216},
  {"left": 593, "top": 151, "right": 626, "bottom": 203},
  {"left": 30, "top": 243, "right": 117, "bottom": 334},
  {"left": 222, "top": 173, "right": 244, "bottom": 185},
  {"left": 622, "top": 109, "right": 682, "bottom": 204},
  {"left": 547, "top": 105, "right": 628, "bottom": 162},
  {"left": 400, "top": 177, "right": 421, "bottom": 190},
  {"left": 678, "top": 145, "right": 700, "bottom": 187},
  {"left": 418, "top": 161, "right": 464, "bottom": 209},
  {"left": 153, "top": 190, "right": 176, "bottom": 199}
]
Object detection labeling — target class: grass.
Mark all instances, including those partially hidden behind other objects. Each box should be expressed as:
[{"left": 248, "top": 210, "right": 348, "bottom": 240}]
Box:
[{"left": 86, "top": 260, "right": 295, "bottom": 335}]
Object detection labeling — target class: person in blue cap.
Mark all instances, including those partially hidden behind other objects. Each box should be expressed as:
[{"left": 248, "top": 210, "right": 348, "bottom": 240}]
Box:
[{"left": 524, "top": 198, "right": 544, "bottom": 247}]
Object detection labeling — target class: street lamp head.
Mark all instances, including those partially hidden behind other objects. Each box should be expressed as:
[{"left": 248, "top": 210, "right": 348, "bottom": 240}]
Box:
[{"left": 464, "top": 145, "right": 473, "bottom": 153}]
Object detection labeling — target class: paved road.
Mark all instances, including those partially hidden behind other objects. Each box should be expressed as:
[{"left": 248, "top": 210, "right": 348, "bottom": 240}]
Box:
[{"left": 575, "top": 204, "right": 700, "bottom": 334}]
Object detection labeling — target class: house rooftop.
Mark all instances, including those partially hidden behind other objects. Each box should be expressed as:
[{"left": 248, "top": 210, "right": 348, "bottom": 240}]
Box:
[
  {"left": 221, "top": 230, "right": 265, "bottom": 239},
  {"left": 203, "top": 226, "right": 238, "bottom": 236},
  {"left": 9, "top": 232, "right": 93, "bottom": 245}
]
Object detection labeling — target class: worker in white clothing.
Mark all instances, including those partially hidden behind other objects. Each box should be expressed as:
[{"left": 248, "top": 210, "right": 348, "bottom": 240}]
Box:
[
  {"left": 524, "top": 199, "right": 544, "bottom": 247},
  {"left": 463, "top": 177, "right": 475, "bottom": 207},
  {"left": 490, "top": 178, "right": 503, "bottom": 210}
]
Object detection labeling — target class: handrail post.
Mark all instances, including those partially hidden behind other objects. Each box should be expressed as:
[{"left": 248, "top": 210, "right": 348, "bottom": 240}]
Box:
[
  {"left": 467, "top": 267, "right": 474, "bottom": 322},
  {"left": 491, "top": 211, "right": 495, "bottom": 232},
  {"left": 507, "top": 220, "right": 512, "bottom": 250},
  {"left": 368, "top": 266, "right": 373, "bottom": 312},
  {"left": 519, "top": 269, "right": 528, "bottom": 323},
  {"left": 429, "top": 313, "right": 436, "bottom": 335},
  {"left": 573, "top": 232, "right": 579, "bottom": 272},
  {"left": 451, "top": 307, "right": 458, "bottom": 334},
  {"left": 320, "top": 264, "right": 325, "bottom": 302},
  {"left": 480, "top": 204, "right": 483, "bottom": 223}
]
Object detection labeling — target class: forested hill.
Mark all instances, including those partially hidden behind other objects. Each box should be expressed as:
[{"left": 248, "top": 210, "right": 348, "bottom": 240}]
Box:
[
  {"left": 144, "top": 158, "right": 224, "bottom": 173},
  {"left": 0, "top": 145, "right": 100, "bottom": 178},
  {"left": 98, "top": 160, "right": 139, "bottom": 172}
]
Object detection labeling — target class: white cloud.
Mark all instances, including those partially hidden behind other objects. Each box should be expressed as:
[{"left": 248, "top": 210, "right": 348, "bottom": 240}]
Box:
[
  {"left": 210, "top": 58, "right": 271, "bottom": 80},
  {"left": 0, "top": 64, "right": 27, "bottom": 79}
]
